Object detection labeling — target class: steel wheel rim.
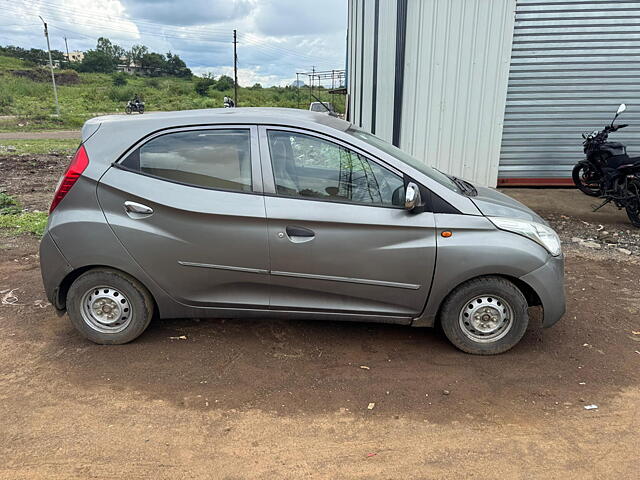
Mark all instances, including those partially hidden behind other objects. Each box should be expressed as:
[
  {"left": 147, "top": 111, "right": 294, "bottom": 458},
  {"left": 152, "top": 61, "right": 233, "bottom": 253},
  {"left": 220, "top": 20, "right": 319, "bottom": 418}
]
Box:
[
  {"left": 458, "top": 295, "right": 514, "bottom": 343},
  {"left": 80, "top": 285, "right": 132, "bottom": 334}
]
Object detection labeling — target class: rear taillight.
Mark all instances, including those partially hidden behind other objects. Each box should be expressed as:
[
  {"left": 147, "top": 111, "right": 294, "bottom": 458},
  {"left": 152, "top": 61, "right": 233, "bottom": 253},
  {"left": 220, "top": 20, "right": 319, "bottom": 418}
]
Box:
[{"left": 50, "top": 144, "right": 89, "bottom": 213}]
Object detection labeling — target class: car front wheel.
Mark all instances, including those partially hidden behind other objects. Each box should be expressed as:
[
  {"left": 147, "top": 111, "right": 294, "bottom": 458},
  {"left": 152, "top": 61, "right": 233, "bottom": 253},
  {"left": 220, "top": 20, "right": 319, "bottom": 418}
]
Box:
[
  {"left": 66, "top": 268, "right": 154, "bottom": 344},
  {"left": 439, "top": 276, "right": 529, "bottom": 355}
]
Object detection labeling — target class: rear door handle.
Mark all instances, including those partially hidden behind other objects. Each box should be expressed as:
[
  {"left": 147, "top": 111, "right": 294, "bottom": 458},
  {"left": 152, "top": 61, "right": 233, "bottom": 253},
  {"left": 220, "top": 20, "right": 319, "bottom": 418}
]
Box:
[
  {"left": 124, "top": 201, "right": 153, "bottom": 215},
  {"left": 285, "top": 226, "right": 315, "bottom": 242}
]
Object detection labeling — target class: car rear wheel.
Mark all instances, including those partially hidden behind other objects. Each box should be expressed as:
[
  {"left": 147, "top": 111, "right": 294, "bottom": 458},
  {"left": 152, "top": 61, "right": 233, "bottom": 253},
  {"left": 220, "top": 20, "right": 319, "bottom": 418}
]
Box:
[
  {"left": 439, "top": 276, "right": 529, "bottom": 355},
  {"left": 67, "top": 268, "right": 154, "bottom": 344}
]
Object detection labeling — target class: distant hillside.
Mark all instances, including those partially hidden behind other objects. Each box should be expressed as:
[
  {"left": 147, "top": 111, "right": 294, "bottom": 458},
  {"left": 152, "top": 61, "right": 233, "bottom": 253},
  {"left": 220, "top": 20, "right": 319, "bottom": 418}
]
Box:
[{"left": 0, "top": 55, "right": 344, "bottom": 131}]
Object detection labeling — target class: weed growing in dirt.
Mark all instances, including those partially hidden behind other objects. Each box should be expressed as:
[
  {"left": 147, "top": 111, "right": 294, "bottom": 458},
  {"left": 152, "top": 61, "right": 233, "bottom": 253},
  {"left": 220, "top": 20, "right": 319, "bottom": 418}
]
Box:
[
  {"left": 0, "top": 193, "right": 47, "bottom": 236},
  {"left": 0, "top": 192, "right": 21, "bottom": 215},
  {"left": 0, "top": 211, "right": 48, "bottom": 236}
]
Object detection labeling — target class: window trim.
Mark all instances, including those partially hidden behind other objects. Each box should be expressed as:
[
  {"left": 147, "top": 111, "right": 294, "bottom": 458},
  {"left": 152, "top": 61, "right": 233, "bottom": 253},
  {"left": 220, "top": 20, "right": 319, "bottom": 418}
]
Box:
[
  {"left": 113, "top": 124, "right": 262, "bottom": 195},
  {"left": 258, "top": 125, "right": 412, "bottom": 210}
]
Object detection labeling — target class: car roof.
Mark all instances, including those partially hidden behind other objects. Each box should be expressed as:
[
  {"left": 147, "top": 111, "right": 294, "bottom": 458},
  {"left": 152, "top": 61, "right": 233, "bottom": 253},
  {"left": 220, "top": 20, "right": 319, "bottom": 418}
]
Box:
[{"left": 85, "top": 107, "right": 349, "bottom": 134}]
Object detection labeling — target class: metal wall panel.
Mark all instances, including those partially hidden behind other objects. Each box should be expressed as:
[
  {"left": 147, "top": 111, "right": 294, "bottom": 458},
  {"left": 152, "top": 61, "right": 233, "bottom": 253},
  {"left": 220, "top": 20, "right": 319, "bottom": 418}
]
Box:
[
  {"left": 347, "top": 0, "right": 515, "bottom": 187},
  {"left": 500, "top": 0, "right": 640, "bottom": 183}
]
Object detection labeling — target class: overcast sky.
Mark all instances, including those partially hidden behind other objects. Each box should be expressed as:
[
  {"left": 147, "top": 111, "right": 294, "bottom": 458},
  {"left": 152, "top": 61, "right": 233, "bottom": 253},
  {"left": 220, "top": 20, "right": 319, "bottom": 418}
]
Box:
[{"left": 0, "top": 0, "right": 347, "bottom": 86}]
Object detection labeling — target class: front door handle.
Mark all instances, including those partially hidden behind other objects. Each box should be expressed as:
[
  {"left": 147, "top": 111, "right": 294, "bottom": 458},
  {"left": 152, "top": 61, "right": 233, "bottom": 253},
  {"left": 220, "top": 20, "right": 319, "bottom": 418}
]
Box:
[
  {"left": 285, "top": 226, "right": 315, "bottom": 243},
  {"left": 124, "top": 201, "right": 153, "bottom": 215}
]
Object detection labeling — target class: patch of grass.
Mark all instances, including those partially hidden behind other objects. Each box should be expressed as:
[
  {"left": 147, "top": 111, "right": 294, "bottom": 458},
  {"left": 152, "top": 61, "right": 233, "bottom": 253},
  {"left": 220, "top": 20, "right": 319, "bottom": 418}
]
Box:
[
  {"left": 0, "top": 55, "right": 27, "bottom": 69},
  {"left": 0, "top": 58, "right": 345, "bottom": 131},
  {"left": 0, "top": 211, "right": 48, "bottom": 236},
  {"left": 0, "top": 192, "right": 22, "bottom": 214},
  {"left": 0, "top": 139, "right": 78, "bottom": 155}
]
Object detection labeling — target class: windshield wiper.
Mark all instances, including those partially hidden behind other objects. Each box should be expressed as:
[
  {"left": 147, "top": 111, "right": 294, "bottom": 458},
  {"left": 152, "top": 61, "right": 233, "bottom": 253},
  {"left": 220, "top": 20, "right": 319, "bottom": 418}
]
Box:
[{"left": 447, "top": 175, "right": 478, "bottom": 196}]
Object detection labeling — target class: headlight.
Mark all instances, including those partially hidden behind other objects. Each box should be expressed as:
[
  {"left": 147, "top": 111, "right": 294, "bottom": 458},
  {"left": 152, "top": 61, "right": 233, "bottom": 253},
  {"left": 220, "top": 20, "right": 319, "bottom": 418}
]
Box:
[{"left": 488, "top": 217, "right": 562, "bottom": 256}]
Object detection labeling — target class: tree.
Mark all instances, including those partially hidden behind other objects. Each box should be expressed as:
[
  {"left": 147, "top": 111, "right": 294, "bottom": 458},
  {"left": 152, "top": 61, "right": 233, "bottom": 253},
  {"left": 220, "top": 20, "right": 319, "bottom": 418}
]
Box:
[
  {"left": 165, "top": 52, "right": 192, "bottom": 77},
  {"left": 140, "top": 52, "right": 166, "bottom": 74},
  {"left": 96, "top": 37, "right": 125, "bottom": 62},
  {"left": 215, "top": 74, "right": 234, "bottom": 91},
  {"left": 128, "top": 44, "right": 148, "bottom": 67},
  {"left": 250, "top": 83, "right": 262, "bottom": 89},
  {"left": 78, "top": 50, "right": 117, "bottom": 73}
]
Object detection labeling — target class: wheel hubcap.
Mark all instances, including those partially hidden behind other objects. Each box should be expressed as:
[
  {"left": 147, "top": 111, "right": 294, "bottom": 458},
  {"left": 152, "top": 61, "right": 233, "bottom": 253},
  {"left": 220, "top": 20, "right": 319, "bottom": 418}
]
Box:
[
  {"left": 459, "top": 295, "right": 514, "bottom": 343},
  {"left": 80, "top": 286, "right": 132, "bottom": 333}
]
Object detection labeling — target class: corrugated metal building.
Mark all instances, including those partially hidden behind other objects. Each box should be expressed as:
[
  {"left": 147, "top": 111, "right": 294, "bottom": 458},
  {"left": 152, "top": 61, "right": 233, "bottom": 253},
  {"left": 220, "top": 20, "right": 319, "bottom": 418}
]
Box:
[{"left": 347, "top": 0, "right": 640, "bottom": 187}]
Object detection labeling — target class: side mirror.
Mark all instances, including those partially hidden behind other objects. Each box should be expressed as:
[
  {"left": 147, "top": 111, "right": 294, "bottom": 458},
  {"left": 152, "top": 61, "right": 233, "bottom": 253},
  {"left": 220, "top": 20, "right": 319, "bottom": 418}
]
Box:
[
  {"left": 617, "top": 103, "right": 627, "bottom": 115},
  {"left": 405, "top": 183, "right": 421, "bottom": 211}
]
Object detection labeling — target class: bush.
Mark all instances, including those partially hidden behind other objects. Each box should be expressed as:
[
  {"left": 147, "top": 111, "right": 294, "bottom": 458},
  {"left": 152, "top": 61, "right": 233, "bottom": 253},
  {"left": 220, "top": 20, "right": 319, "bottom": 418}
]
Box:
[
  {"left": 0, "top": 92, "right": 13, "bottom": 111},
  {"left": 195, "top": 77, "right": 215, "bottom": 96},
  {"left": 108, "top": 85, "right": 137, "bottom": 102},
  {"left": 112, "top": 72, "right": 128, "bottom": 86},
  {"left": 145, "top": 77, "right": 160, "bottom": 88}
]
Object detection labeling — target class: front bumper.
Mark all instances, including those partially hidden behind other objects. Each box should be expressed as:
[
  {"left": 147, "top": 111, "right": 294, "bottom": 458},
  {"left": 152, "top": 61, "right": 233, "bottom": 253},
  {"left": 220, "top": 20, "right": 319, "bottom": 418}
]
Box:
[
  {"left": 519, "top": 253, "right": 565, "bottom": 328},
  {"left": 39, "top": 232, "right": 73, "bottom": 310}
]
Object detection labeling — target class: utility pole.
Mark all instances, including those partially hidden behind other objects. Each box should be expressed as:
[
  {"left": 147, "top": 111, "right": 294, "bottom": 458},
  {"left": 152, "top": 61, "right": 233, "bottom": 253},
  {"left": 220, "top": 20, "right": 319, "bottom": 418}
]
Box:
[
  {"left": 39, "top": 16, "right": 59, "bottom": 116},
  {"left": 233, "top": 29, "right": 238, "bottom": 106},
  {"left": 310, "top": 66, "right": 315, "bottom": 105},
  {"left": 64, "top": 37, "right": 69, "bottom": 64},
  {"left": 296, "top": 73, "right": 300, "bottom": 109}
]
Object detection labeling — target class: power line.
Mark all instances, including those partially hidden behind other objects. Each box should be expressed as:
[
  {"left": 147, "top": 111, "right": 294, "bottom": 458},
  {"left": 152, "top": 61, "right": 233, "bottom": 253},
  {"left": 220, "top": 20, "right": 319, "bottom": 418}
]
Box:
[{"left": 0, "top": 0, "right": 340, "bottom": 67}]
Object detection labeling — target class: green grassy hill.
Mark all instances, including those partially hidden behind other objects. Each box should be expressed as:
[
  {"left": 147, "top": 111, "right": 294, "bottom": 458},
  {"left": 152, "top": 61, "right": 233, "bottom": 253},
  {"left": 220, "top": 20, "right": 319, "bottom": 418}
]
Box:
[{"left": 0, "top": 55, "right": 344, "bottom": 131}]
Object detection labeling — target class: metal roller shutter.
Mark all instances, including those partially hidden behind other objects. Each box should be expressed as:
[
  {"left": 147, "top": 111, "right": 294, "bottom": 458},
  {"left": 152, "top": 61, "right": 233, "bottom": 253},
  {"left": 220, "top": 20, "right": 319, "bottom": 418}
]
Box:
[{"left": 499, "top": 0, "right": 640, "bottom": 185}]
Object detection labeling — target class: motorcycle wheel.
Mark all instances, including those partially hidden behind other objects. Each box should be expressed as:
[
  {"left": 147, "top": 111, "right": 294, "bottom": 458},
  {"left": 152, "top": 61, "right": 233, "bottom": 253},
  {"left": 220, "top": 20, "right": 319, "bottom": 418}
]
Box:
[
  {"left": 125, "top": 106, "right": 132, "bottom": 114},
  {"left": 625, "top": 178, "right": 640, "bottom": 227},
  {"left": 572, "top": 162, "right": 601, "bottom": 197},
  {"left": 139, "top": 106, "right": 144, "bottom": 114}
]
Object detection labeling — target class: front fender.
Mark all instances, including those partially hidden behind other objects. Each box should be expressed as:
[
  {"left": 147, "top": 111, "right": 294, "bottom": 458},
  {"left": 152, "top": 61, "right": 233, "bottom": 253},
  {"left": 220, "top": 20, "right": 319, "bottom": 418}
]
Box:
[{"left": 412, "top": 214, "right": 551, "bottom": 327}]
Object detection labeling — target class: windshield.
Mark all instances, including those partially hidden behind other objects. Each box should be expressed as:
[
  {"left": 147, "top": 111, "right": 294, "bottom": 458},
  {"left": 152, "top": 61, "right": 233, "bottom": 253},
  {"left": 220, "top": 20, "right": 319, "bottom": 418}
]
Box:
[{"left": 346, "top": 127, "right": 461, "bottom": 194}]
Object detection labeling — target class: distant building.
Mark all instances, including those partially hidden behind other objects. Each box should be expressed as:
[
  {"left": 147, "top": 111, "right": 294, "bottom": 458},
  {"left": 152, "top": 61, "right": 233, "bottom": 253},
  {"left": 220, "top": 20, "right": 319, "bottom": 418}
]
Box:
[
  {"left": 116, "top": 56, "right": 158, "bottom": 76},
  {"left": 65, "top": 51, "right": 84, "bottom": 63}
]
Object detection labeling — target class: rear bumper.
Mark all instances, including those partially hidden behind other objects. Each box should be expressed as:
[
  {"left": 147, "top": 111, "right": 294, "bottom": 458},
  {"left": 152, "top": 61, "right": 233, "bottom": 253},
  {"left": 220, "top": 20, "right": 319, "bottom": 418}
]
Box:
[
  {"left": 39, "top": 232, "right": 72, "bottom": 310},
  {"left": 519, "top": 254, "right": 566, "bottom": 328}
]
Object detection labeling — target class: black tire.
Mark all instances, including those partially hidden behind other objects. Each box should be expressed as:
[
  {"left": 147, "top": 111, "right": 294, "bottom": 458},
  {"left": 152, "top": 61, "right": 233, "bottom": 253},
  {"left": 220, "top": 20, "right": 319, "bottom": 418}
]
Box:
[
  {"left": 139, "top": 106, "right": 144, "bottom": 114},
  {"left": 439, "top": 276, "right": 529, "bottom": 355},
  {"left": 125, "top": 106, "right": 132, "bottom": 114},
  {"left": 572, "top": 162, "right": 602, "bottom": 197},
  {"left": 66, "top": 268, "right": 154, "bottom": 345},
  {"left": 625, "top": 178, "right": 640, "bottom": 227}
]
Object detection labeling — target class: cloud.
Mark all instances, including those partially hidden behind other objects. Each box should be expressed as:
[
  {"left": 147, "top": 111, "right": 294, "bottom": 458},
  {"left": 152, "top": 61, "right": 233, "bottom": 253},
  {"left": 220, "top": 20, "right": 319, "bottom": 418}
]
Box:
[
  {"left": 120, "top": 0, "right": 253, "bottom": 26},
  {"left": 0, "top": 0, "right": 347, "bottom": 86},
  {"left": 251, "top": 0, "right": 347, "bottom": 37}
]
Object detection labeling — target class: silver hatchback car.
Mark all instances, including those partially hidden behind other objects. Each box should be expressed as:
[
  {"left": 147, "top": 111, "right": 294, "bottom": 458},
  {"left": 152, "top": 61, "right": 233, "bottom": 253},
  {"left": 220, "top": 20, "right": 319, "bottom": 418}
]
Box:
[{"left": 40, "top": 108, "right": 565, "bottom": 354}]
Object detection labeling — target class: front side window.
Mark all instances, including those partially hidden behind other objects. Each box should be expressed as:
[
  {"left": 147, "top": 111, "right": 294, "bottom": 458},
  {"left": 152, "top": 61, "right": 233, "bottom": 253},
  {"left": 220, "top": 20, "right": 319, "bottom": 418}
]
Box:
[
  {"left": 267, "top": 130, "right": 405, "bottom": 207},
  {"left": 121, "top": 129, "right": 252, "bottom": 192}
]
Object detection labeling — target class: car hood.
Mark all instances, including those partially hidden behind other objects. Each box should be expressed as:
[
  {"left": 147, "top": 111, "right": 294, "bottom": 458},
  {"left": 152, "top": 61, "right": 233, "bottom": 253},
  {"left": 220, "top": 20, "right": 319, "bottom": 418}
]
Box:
[{"left": 470, "top": 186, "right": 548, "bottom": 225}]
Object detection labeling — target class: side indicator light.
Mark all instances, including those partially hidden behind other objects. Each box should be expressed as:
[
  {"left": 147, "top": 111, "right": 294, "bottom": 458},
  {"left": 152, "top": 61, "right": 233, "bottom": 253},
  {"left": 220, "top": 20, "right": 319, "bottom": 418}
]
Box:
[{"left": 441, "top": 231, "right": 453, "bottom": 238}]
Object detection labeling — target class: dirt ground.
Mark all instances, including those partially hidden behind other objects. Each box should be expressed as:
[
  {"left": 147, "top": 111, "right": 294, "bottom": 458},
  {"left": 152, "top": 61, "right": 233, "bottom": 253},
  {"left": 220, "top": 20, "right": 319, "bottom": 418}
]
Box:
[
  {"left": 1, "top": 154, "right": 639, "bottom": 479},
  {"left": 0, "top": 130, "right": 81, "bottom": 140}
]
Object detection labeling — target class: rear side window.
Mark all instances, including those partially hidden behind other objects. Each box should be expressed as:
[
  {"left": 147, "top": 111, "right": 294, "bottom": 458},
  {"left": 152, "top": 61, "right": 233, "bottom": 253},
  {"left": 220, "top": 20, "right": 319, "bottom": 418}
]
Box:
[{"left": 121, "top": 129, "right": 252, "bottom": 192}]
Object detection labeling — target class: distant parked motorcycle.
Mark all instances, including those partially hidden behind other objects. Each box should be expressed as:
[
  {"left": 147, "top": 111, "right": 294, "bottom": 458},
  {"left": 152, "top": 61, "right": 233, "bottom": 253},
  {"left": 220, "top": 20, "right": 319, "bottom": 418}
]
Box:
[
  {"left": 572, "top": 103, "right": 640, "bottom": 226},
  {"left": 125, "top": 97, "right": 145, "bottom": 114}
]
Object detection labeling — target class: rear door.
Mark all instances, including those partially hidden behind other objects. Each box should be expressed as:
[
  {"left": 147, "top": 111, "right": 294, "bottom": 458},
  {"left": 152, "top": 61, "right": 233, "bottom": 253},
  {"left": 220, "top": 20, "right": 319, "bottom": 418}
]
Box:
[
  {"left": 259, "top": 126, "right": 436, "bottom": 318},
  {"left": 97, "top": 125, "right": 270, "bottom": 309}
]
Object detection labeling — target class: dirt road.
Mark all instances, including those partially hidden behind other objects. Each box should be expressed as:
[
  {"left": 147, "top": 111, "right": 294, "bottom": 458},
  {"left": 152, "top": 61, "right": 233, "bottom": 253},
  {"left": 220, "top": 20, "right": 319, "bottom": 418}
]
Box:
[
  {"left": 0, "top": 130, "right": 80, "bottom": 140},
  {"left": 1, "top": 154, "right": 639, "bottom": 479}
]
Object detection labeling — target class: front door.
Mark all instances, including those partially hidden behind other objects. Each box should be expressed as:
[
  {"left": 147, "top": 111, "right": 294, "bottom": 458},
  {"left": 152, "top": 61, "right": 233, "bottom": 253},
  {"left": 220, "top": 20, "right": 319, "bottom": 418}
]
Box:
[
  {"left": 97, "top": 126, "right": 270, "bottom": 308},
  {"left": 259, "top": 127, "right": 436, "bottom": 317}
]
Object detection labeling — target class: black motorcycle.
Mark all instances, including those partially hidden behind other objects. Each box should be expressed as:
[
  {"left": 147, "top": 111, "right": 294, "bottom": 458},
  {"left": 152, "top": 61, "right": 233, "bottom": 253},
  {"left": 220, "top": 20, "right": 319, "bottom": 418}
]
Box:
[
  {"left": 572, "top": 103, "right": 640, "bottom": 227},
  {"left": 125, "top": 99, "right": 145, "bottom": 114}
]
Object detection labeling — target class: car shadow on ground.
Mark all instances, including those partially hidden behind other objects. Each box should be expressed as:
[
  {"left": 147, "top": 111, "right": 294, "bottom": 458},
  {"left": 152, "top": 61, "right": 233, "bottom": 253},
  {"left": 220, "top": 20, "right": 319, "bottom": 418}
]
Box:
[{"left": 42, "top": 303, "right": 635, "bottom": 423}]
